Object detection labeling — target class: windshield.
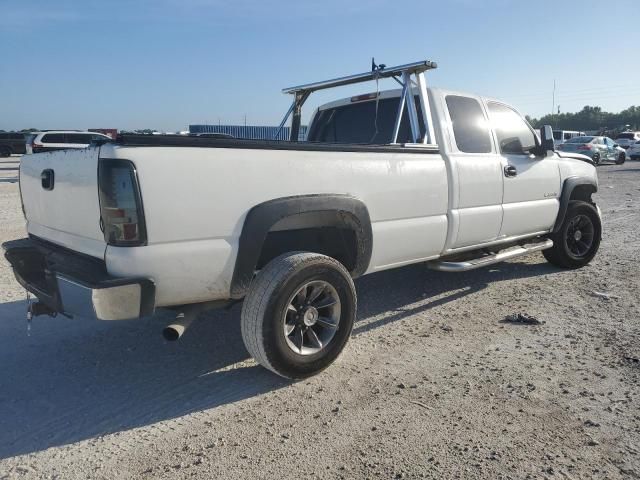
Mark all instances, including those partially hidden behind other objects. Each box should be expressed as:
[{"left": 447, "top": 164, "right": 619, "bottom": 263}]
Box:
[
  {"left": 615, "top": 132, "right": 636, "bottom": 140},
  {"left": 565, "top": 136, "right": 593, "bottom": 144}
]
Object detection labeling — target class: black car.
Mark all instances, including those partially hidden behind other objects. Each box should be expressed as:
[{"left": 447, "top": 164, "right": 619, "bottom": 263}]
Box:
[{"left": 0, "top": 132, "right": 26, "bottom": 157}]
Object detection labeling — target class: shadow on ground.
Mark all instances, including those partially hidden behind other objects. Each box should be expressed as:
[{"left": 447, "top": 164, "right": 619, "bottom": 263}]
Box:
[{"left": 0, "top": 258, "right": 557, "bottom": 459}]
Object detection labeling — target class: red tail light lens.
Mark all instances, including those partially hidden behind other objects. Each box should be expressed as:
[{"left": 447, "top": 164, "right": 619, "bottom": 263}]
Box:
[
  {"left": 577, "top": 144, "right": 592, "bottom": 150},
  {"left": 98, "top": 159, "right": 147, "bottom": 246}
]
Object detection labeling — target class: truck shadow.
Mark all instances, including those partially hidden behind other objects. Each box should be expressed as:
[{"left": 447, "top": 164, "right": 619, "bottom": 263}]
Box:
[{"left": 0, "top": 258, "right": 558, "bottom": 459}]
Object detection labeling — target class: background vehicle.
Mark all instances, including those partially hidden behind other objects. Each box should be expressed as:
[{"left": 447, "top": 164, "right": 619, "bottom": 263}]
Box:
[
  {"left": 626, "top": 141, "right": 640, "bottom": 160},
  {"left": 552, "top": 130, "right": 585, "bottom": 147},
  {"left": 4, "top": 60, "right": 602, "bottom": 379},
  {"left": 614, "top": 131, "right": 640, "bottom": 149},
  {"left": 557, "top": 135, "right": 626, "bottom": 164},
  {"left": 0, "top": 132, "right": 26, "bottom": 157},
  {"left": 26, "top": 131, "right": 111, "bottom": 154}
]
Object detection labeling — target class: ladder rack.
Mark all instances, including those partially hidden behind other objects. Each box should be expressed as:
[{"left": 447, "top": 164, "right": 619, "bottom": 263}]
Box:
[{"left": 274, "top": 59, "right": 438, "bottom": 145}]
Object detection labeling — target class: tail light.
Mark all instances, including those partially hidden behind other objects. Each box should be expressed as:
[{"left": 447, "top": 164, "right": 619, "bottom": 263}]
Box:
[
  {"left": 578, "top": 144, "right": 592, "bottom": 150},
  {"left": 98, "top": 159, "right": 147, "bottom": 246}
]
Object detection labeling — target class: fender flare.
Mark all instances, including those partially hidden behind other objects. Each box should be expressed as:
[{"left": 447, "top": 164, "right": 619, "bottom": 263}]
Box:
[
  {"left": 230, "top": 194, "right": 373, "bottom": 299},
  {"left": 553, "top": 176, "right": 598, "bottom": 232}
]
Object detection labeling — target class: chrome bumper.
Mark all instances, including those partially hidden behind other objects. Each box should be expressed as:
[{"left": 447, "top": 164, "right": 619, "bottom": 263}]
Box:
[{"left": 3, "top": 237, "right": 155, "bottom": 321}]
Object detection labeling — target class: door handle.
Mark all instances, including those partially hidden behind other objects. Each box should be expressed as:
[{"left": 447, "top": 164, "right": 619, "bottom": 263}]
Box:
[
  {"left": 41, "top": 169, "right": 55, "bottom": 190},
  {"left": 504, "top": 165, "right": 517, "bottom": 177}
]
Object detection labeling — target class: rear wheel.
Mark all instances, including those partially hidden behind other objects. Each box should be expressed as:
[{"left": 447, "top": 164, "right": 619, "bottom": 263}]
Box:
[
  {"left": 616, "top": 152, "right": 626, "bottom": 164},
  {"left": 0, "top": 146, "right": 11, "bottom": 158},
  {"left": 241, "top": 252, "right": 356, "bottom": 379},
  {"left": 543, "top": 201, "right": 601, "bottom": 269},
  {"left": 592, "top": 152, "right": 600, "bottom": 165}
]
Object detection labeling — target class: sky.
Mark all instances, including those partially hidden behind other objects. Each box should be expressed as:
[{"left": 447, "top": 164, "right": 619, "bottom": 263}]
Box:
[{"left": 0, "top": 0, "right": 638, "bottom": 132}]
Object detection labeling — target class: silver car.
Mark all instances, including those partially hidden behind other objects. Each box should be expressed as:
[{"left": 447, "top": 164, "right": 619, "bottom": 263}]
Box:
[{"left": 557, "top": 136, "right": 626, "bottom": 165}]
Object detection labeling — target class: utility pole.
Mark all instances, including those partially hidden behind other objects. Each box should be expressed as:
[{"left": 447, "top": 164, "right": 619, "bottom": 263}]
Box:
[{"left": 551, "top": 79, "right": 556, "bottom": 126}]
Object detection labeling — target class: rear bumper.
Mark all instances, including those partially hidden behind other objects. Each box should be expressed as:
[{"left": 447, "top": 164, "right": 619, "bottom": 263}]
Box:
[{"left": 2, "top": 237, "right": 155, "bottom": 320}]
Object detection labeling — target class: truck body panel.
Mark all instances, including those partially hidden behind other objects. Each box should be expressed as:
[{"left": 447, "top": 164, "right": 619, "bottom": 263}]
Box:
[{"left": 9, "top": 87, "right": 598, "bottom": 312}]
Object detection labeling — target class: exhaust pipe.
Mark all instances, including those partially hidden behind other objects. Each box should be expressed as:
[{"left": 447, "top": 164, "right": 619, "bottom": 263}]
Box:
[
  {"left": 161, "top": 300, "right": 236, "bottom": 342},
  {"left": 163, "top": 305, "right": 201, "bottom": 341}
]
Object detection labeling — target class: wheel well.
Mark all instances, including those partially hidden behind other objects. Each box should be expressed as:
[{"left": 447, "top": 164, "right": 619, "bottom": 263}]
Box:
[
  {"left": 569, "top": 184, "right": 596, "bottom": 203},
  {"left": 257, "top": 212, "right": 359, "bottom": 273}
]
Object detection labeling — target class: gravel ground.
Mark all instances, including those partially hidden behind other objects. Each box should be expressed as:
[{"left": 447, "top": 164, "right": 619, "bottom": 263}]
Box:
[{"left": 0, "top": 157, "right": 638, "bottom": 479}]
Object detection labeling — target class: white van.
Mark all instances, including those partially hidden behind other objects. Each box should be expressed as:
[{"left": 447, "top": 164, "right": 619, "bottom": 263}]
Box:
[
  {"left": 553, "top": 130, "right": 585, "bottom": 147},
  {"left": 25, "top": 131, "right": 111, "bottom": 154}
]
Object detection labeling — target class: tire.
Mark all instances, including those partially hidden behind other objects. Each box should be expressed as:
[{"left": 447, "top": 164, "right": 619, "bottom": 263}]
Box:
[
  {"left": 0, "top": 146, "right": 11, "bottom": 158},
  {"left": 592, "top": 153, "right": 600, "bottom": 165},
  {"left": 616, "top": 152, "right": 626, "bottom": 165},
  {"left": 543, "top": 201, "right": 601, "bottom": 269},
  {"left": 241, "top": 252, "right": 356, "bottom": 379}
]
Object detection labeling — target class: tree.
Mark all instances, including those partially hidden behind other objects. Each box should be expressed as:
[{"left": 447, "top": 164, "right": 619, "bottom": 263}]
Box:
[{"left": 529, "top": 105, "right": 639, "bottom": 132}]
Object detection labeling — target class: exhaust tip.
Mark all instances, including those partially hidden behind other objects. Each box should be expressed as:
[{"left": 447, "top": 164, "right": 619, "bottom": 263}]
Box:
[{"left": 162, "top": 325, "right": 184, "bottom": 342}]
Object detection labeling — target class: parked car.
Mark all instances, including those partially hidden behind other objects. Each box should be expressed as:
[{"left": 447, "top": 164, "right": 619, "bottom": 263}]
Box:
[
  {"left": 557, "top": 136, "right": 626, "bottom": 165},
  {"left": 626, "top": 140, "right": 640, "bottom": 160},
  {"left": 552, "top": 130, "right": 585, "bottom": 147},
  {"left": 25, "top": 131, "right": 111, "bottom": 154},
  {"left": 614, "top": 131, "right": 640, "bottom": 149},
  {"left": 0, "top": 132, "right": 26, "bottom": 157},
  {"left": 3, "top": 60, "right": 602, "bottom": 379}
]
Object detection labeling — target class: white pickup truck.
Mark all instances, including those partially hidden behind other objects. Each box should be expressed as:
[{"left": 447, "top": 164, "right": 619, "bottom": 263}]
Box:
[{"left": 4, "top": 60, "right": 601, "bottom": 379}]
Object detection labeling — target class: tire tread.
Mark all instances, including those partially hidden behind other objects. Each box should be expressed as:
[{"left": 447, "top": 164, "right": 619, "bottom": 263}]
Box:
[{"left": 240, "top": 252, "right": 354, "bottom": 377}]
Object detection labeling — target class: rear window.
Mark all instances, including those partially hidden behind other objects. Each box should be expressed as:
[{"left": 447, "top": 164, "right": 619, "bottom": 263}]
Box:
[
  {"left": 306, "top": 97, "right": 424, "bottom": 144},
  {"left": 445, "top": 95, "right": 492, "bottom": 153},
  {"left": 565, "top": 136, "right": 593, "bottom": 144},
  {"left": 615, "top": 132, "right": 637, "bottom": 140},
  {"left": 41, "top": 133, "right": 65, "bottom": 143}
]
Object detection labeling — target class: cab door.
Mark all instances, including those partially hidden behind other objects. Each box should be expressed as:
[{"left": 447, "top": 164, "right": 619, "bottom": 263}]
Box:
[
  {"left": 485, "top": 101, "right": 561, "bottom": 238},
  {"left": 603, "top": 137, "right": 616, "bottom": 161},
  {"left": 440, "top": 93, "right": 504, "bottom": 250}
]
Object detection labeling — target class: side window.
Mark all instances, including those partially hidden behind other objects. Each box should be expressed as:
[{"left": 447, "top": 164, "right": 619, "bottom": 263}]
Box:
[
  {"left": 445, "top": 95, "right": 492, "bottom": 153},
  {"left": 564, "top": 132, "right": 572, "bottom": 140},
  {"left": 41, "top": 133, "right": 65, "bottom": 143},
  {"left": 66, "top": 133, "right": 92, "bottom": 144},
  {"left": 487, "top": 102, "right": 537, "bottom": 154}
]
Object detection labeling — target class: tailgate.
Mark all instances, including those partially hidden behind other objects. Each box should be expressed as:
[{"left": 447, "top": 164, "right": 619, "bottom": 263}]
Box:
[{"left": 19, "top": 147, "right": 106, "bottom": 258}]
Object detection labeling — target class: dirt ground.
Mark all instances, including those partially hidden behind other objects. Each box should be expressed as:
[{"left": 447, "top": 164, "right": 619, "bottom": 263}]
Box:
[{"left": 0, "top": 156, "right": 638, "bottom": 479}]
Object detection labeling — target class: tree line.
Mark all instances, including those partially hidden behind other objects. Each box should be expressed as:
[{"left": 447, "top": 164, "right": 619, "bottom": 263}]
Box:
[{"left": 526, "top": 105, "right": 640, "bottom": 133}]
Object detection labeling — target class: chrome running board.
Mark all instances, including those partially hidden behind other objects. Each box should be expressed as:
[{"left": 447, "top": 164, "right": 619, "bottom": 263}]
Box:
[{"left": 427, "top": 239, "right": 553, "bottom": 272}]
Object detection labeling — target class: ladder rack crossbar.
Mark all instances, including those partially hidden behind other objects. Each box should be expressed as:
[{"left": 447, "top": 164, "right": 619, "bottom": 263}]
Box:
[{"left": 282, "top": 60, "right": 437, "bottom": 95}]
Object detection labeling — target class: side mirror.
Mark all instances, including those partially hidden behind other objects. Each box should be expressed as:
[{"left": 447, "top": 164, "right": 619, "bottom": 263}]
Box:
[
  {"left": 613, "top": 143, "right": 619, "bottom": 148},
  {"left": 539, "top": 125, "right": 555, "bottom": 154}
]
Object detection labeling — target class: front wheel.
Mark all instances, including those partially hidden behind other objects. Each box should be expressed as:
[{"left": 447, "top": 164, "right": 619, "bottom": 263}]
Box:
[
  {"left": 616, "top": 152, "right": 626, "bottom": 165},
  {"left": 543, "top": 201, "right": 601, "bottom": 269},
  {"left": 241, "top": 252, "right": 356, "bottom": 379}
]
